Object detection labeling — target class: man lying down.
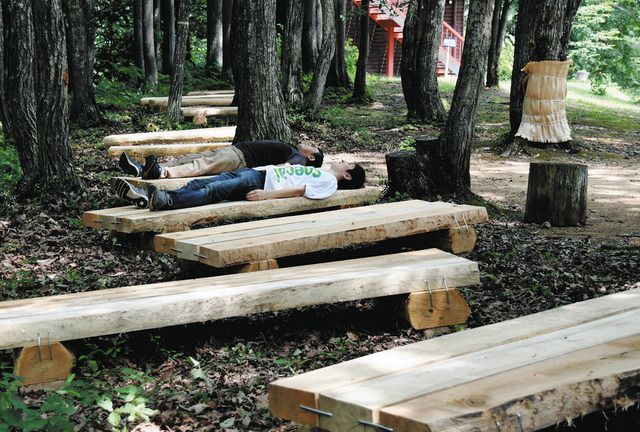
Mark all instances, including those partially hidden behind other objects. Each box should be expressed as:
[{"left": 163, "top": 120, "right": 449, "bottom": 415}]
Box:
[{"left": 114, "top": 162, "right": 366, "bottom": 211}]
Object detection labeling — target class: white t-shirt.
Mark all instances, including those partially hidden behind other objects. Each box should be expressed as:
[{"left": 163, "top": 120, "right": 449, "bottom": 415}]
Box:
[{"left": 262, "top": 165, "right": 337, "bottom": 199}]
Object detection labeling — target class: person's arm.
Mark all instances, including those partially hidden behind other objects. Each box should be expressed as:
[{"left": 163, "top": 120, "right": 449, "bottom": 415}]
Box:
[{"left": 246, "top": 185, "right": 306, "bottom": 201}]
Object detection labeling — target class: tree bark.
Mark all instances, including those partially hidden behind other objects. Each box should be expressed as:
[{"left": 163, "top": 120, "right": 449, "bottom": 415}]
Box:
[
  {"left": 221, "top": 0, "right": 234, "bottom": 81},
  {"left": 401, "top": 0, "right": 420, "bottom": 115},
  {"left": 143, "top": 0, "right": 158, "bottom": 87},
  {"left": 352, "top": 0, "right": 369, "bottom": 100},
  {"left": 63, "top": 0, "right": 102, "bottom": 125},
  {"left": 508, "top": 0, "right": 582, "bottom": 140},
  {"left": 233, "top": 0, "right": 291, "bottom": 142},
  {"left": 133, "top": 0, "right": 145, "bottom": 71},
  {"left": 206, "top": 0, "right": 223, "bottom": 70},
  {"left": 0, "top": 1, "right": 8, "bottom": 133},
  {"left": 486, "top": 0, "right": 511, "bottom": 87},
  {"left": 281, "top": 0, "right": 305, "bottom": 104},
  {"left": 302, "top": 0, "right": 320, "bottom": 72},
  {"left": 304, "top": 0, "right": 336, "bottom": 111},
  {"left": 327, "top": 0, "right": 351, "bottom": 88},
  {"left": 161, "top": 0, "right": 175, "bottom": 74},
  {"left": 166, "top": 0, "right": 189, "bottom": 122},
  {"left": 154, "top": 0, "right": 162, "bottom": 67}
]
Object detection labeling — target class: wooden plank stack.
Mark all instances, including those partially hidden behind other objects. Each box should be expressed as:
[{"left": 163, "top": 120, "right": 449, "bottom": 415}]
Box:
[{"left": 269, "top": 288, "right": 640, "bottom": 432}]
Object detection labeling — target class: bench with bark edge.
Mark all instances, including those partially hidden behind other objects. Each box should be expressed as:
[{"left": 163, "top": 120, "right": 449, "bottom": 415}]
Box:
[
  {"left": 82, "top": 187, "right": 382, "bottom": 234},
  {"left": 140, "top": 94, "right": 234, "bottom": 107},
  {"left": 103, "top": 125, "right": 236, "bottom": 146},
  {"left": 268, "top": 288, "right": 640, "bottom": 432},
  {"left": 1, "top": 249, "right": 479, "bottom": 388},
  {"left": 106, "top": 141, "right": 231, "bottom": 159}
]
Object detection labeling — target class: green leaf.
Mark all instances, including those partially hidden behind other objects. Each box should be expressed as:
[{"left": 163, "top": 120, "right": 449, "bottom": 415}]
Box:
[
  {"left": 107, "top": 411, "right": 122, "bottom": 427},
  {"left": 98, "top": 397, "right": 114, "bottom": 412}
]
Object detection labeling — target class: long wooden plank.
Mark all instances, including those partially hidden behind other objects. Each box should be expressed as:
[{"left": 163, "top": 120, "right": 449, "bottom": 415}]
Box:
[
  {"left": 107, "top": 142, "right": 231, "bottom": 159},
  {"left": 379, "top": 335, "right": 640, "bottom": 432},
  {"left": 181, "top": 106, "right": 238, "bottom": 118},
  {"left": 314, "top": 309, "right": 640, "bottom": 431},
  {"left": 82, "top": 188, "right": 381, "bottom": 233},
  {"left": 187, "top": 90, "right": 235, "bottom": 96},
  {"left": 268, "top": 288, "right": 640, "bottom": 426},
  {"left": 141, "top": 96, "right": 234, "bottom": 106},
  {"left": 103, "top": 126, "right": 236, "bottom": 146},
  {"left": 0, "top": 250, "right": 479, "bottom": 349}
]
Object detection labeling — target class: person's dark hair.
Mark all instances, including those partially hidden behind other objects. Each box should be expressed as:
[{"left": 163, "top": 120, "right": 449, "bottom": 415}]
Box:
[
  {"left": 310, "top": 148, "right": 324, "bottom": 168},
  {"left": 337, "top": 163, "right": 366, "bottom": 190}
]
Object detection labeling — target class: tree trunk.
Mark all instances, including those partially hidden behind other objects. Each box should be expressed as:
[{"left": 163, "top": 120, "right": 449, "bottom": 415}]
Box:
[
  {"left": 0, "top": 1, "right": 8, "bottom": 133},
  {"left": 486, "top": 0, "right": 511, "bottom": 87},
  {"left": 304, "top": 0, "right": 336, "bottom": 111},
  {"left": 133, "top": 0, "right": 145, "bottom": 71},
  {"left": 302, "top": 0, "right": 319, "bottom": 72},
  {"left": 233, "top": 0, "right": 291, "bottom": 142},
  {"left": 33, "top": 0, "right": 77, "bottom": 191},
  {"left": 508, "top": 0, "right": 582, "bottom": 140},
  {"left": 327, "top": 0, "right": 351, "bottom": 88},
  {"left": 154, "top": 0, "right": 162, "bottom": 68},
  {"left": 206, "top": 0, "right": 223, "bottom": 70},
  {"left": 142, "top": 0, "right": 158, "bottom": 87},
  {"left": 63, "top": 0, "right": 102, "bottom": 125},
  {"left": 401, "top": 0, "right": 420, "bottom": 115},
  {"left": 352, "top": 0, "right": 369, "bottom": 100},
  {"left": 281, "top": 0, "right": 304, "bottom": 104},
  {"left": 430, "top": 0, "right": 494, "bottom": 196},
  {"left": 161, "top": 0, "right": 175, "bottom": 74},
  {"left": 166, "top": 0, "right": 189, "bottom": 122},
  {"left": 221, "top": 0, "right": 234, "bottom": 81}
]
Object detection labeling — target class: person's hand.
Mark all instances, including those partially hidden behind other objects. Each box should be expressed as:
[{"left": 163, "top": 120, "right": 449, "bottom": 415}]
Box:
[{"left": 246, "top": 189, "right": 270, "bottom": 201}]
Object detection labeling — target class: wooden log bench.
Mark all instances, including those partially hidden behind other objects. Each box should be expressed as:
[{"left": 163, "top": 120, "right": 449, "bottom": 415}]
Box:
[
  {"left": 269, "top": 288, "right": 640, "bottom": 432},
  {"left": 181, "top": 106, "right": 238, "bottom": 124},
  {"left": 187, "top": 90, "right": 235, "bottom": 96},
  {"left": 103, "top": 126, "right": 236, "bottom": 146},
  {"left": 82, "top": 188, "right": 382, "bottom": 234},
  {"left": 107, "top": 142, "right": 231, "bottom": 159},
  {"left": 155, "top": 200, "right": 489, "bottom": 270},
  {"left": 140, "top": 95, "right": 234, "bottom": 107},
  {"left": 1, "top": 249, "right": 479, "bottom": 387}
]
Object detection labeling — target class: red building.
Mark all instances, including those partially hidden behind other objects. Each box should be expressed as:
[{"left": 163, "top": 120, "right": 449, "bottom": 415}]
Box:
[{"left": 346, "top": 0, "right": 466, "bottom": 77}]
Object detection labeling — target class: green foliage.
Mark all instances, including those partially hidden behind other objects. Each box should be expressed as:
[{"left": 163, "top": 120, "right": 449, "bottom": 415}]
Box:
[
  {"left": 0, "top": 136, "right": 21, "bottom": 196},
  {"left": 498, "top": 37, "right": 515, "bottom": 81},
  {"left": 344, "top": 38, "right": 360, "bottom": 82},
  {"left": 398, "top": 136, "right": 416, "bottom": 150}
]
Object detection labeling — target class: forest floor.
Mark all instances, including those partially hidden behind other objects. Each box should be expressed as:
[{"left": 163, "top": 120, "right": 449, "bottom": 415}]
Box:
[{"left": 0, "top": 77, "right": 639, "bottom": 431}]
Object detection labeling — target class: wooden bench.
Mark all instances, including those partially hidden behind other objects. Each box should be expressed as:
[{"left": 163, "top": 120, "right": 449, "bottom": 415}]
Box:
[
  {"left": 107, "top": 142, "right": 231, "bottom": 159},
  {"left": 181, "top": 106, "right": 238, "bottom": 124},
  {"left": 269, "top": 288, "right": 640, "bottom": 431},
  {"left": 155, "top": 200, "right": 488, "bottom": 270},
  {"left": 103, "top": 126, "right": 236, "bottom": 146},
  {"left": 187, "top": 90, "right": 235, "bottom": 96},
  {"left": 2, "top": 249, "right": 479, "bottom": 386},
  {"left": 83, "top": 188, "right": 382, "bottom": 234},
  {"left": 140, "top": 95, "right": 234, "bottom": 107}
]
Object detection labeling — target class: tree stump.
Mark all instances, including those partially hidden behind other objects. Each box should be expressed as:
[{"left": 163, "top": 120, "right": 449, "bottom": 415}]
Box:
[
  {"left": 385, "top": 150, "right": 419, "bottom": 196},
  {"left": 524, "top": 162, "right": 588, "bottom": 226}
]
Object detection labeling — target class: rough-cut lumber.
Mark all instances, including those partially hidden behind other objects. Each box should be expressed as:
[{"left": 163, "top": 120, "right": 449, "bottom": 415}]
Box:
[
  {"left": 14, "top": 342, "right": 75, "bottom": 387},
  {"left": 268, "top": 288, "right": 640, "bottom": 426},
  {"left": 187, "top": 90, "right": 235, "bottom": 96},
  {"left": 140, "top": 95, "right": 234, "bottom": 106},
  {"left": 403, "top": 289, "right": 470, "bottom": 329},
  {"left": 103, "top": 126, "right": 236, "bottom": 146},
  {"left": 430, "top": 226, "right": 478, "bottom": 254},
  {"left": 181, "top": 106, "right": 238, "bottom": 118},
  {"left": 525, "top": 162, "right": 588, "bottom": 226},
  {"left": 83, "top": 188, "right": 381, "bottom": 233},
  {"left": 155, "top": 200, "right": 489, "bottom": 267},
  {"left": 0, "top": 250, "right": 479, "bottom": 350},
  {"left": 107, "top": 142, "right": 231, "bottom": 159}
]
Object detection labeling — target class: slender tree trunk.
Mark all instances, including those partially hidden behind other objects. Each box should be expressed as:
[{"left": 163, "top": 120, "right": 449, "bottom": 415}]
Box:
[
  {"left": 233, "top": 0, "right": 290, "bottom": 142},
  {"left": 33, "top": 0, "right": 77, "bottom": 191},
  {"left": 221, "top": 0, "right": 234, "bottom": 81},
  {"left": 401, "top": 0, "right": 420, "bottom": 115},
  {"left": 206, "top": 0, "right": 223, "bottom": 70},
  {"left": 302, "top": 0, "right": 319, "bottom": 72},
  {"left": 167, "top": 0, "right": 189, "bottom": 122},
  {"left": 327, "top": 0, "right": 351, "bottom": 88},
  {"left": 161, "top": 0, "right": 175, "bottom": 74},
  {"left": 142, "top": 0, "right": 158, "bottom": 87},
  {"left": 0, "top": 1, "right": 9, "bottom": 133},
  {"left": 508, "top": 0, "right": 582, "bottom": 140},
  {"left": 281, "top": 0, "right": 304, "bottom": 104},
  {"left": 304, "top": 0, "right": 336, "bottom": 111},
  {"left": 486, "top": 0, "right": 511, "bottom": 87},
  {"left": 352, "top": 0, "right": 369, "bottom": 100},
  {"left": 154, "top": 0, "right": 162, "bottom": 68},
  {"left": 63, "top": 0, "right": 102, "bottom": 125},
  {"left": 134, "top": 0, "right": 145, "bottom": 71}
]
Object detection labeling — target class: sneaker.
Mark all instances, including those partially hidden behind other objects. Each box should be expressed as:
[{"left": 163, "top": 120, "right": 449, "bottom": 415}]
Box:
[
  {"left": 119, "top": 152, "right": 143, "bottom": 177},
  {"left": 148, "top": 185, "right": 174, "bottom": 211},
  {"left": 142, "top": 155, "right": 163, "bottom": 180},
  {"left": 114, "top": 178, "right": 149, "bottom": 209}
]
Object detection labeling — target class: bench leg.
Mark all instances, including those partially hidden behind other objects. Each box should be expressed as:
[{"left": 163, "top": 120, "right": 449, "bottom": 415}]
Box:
[
  {"left": 14, "top": 341, "right": 75, "bottom": 389},
  {"left": 403, "top": 288, "right": 470, "bottom": 330},
  {"left": 238, "top": 258, "right": 279, "bottom": 273},
  {"left": 431, "top": 226, "right": 477, "bottom": 254}
]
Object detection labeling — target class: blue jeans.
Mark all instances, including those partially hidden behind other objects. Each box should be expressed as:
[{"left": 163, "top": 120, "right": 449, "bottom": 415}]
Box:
[{"left": 166, "top": 168, "right": 264, "bottom": 209}]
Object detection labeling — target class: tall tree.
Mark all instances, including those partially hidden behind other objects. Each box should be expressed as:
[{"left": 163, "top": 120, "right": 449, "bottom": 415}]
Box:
[
  {"left": 161, "top": 0, "right": 175, "bottom": 74},
  {"left": 143, "top": 0, "right": 158, "bottom": 87},
  {"left": 166, "top": 0, "right": 189, "bottom": 121},
  {"left": 302, "top": 0, "right": 320, "bottom": 72},
  {"left": 508, "top": 0, "right": 582, "bottom": 140},
  {"left": 327, "top": 0, "right": 351, "bottom": 88},
  {"left": 400, "top": 0, "right": 447, "bottom": 122},
  {"left": 304, "top": 0, "right": 336, "bottom": 111},
  {"left": 206, "top": 0, "right": 223, "bottom": 70},
  {"left": 0, "top": 1, "right": 8, "bottom": 132},
  {"left": 133, "top": 0, "right": 145, "bottom": 71},
  {"left": 221, "top": 0, "right": 234, "bottom": 80},
  {"left": 281, "top": 0, "right": 305, "bottom": 104},
  {"left": 233, "top": 0, "right": 290, "bottom": 142},
  {"left": 486, "top": 0, "right": 512, "bottom": 87},
  {"left": 63, "top": 0, "right": 102, "bottom": 125},
  {"left": 352, "top": 0, "right": 369, "bottom": 100}
]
